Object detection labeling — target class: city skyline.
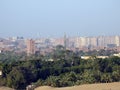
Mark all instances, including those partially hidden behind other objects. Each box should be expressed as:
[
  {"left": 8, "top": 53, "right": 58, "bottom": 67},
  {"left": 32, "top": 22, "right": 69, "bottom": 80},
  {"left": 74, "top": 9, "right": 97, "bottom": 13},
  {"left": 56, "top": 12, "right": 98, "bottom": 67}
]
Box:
[
  {"left": 1, "top": 35, "right": 120, "bottom": 54},
  {"left": 0, "top": 0, "right": 120, "bottom": 38}
]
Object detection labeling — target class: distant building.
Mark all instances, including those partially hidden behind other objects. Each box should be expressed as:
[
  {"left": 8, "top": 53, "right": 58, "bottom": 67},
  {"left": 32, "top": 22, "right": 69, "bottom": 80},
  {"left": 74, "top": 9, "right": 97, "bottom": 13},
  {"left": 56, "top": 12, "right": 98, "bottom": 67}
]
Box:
[
  {"left": 64, "top": 33, "right": 69, "bottom": 49},
  {"left": 0, "top": 70, "right": 2, "bottom": 76},
  {"left": 89, "top": 37, "right": 97, "bottom": 47},
  {"left": 115, "top": 36, "right": 120, "bottom": 46},
  {"left": 80, "top": 37, "right": 87, "bottom": 47},
  {"left": 96, "top": 56, "right": 109, "bottom": 59},
  {"left": 26, "top": 39, "right": 35, "bottom": 56},
  {"left": 0, "top": 50, "right": 3, "bottom": 53},
  {"left": 81, "top": 56, "right": 91, "bottom": 60},
  {"left": 81, "top": 55, "right": 109, "bottom": 60},
  {"left": 75, "top": 37, "right": 81, "bottom": 48},
  {"left": 97, "top": 36, "right": 105, "bottom": 47},
  {"left": 113, "top": 53, "right": 120, "bottom": 57}
]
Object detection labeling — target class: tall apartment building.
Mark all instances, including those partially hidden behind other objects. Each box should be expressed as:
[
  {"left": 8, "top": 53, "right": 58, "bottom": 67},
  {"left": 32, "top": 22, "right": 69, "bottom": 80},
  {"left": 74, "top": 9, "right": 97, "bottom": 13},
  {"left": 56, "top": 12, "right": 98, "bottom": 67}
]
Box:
[
  {"left": 115, "top": 36, "right": 120, "bottom": 46},
  {"left": 89, "top": 37, "right": 97, "bottom": 47},
  {"left": 80, "top": 37, "right": 87, "bottom": 47},
  {"left": 97, "top": 36, "right": 105, "bottom": 47},
  {"left": 75, "top": 37, "right": 81, "bottom": 48},
  {"left": 26, "top": 39, "right": 35, "bottom": 56},
  {"left": 73, "top": 36, "right": 120, "bottom": 49},
  {"left": 74, "top": 37, "right": 97, "bottom": 48}
]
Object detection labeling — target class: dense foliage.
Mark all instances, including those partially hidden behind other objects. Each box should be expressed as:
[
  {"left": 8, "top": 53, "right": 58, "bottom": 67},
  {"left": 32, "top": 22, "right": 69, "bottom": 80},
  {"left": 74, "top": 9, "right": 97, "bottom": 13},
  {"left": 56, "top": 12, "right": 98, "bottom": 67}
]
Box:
[{"left": 0, "top": 47, "right": 120, "bottom": 89}]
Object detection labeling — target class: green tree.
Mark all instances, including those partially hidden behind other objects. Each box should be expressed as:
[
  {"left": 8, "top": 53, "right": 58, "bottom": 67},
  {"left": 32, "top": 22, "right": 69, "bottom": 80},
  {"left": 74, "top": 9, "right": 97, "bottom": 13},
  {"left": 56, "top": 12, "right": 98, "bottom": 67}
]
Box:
[{"left": 6, "top": 67, "right": 27, "bottom": 89}]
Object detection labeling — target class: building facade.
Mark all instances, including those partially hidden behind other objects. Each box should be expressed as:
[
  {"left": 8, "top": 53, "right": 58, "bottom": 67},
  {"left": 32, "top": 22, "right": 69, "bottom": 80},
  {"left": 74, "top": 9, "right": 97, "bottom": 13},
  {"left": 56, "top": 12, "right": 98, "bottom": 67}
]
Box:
[{"left": 26, "top": 39, "right": 35, "bottom": 56}]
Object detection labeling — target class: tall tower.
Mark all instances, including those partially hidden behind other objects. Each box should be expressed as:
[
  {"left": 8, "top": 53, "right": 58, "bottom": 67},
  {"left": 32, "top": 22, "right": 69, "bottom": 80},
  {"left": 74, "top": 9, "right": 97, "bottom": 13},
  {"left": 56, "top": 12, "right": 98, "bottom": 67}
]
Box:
[
  {"left": 64, "top": 33, "right": 67, "bottom": 50},
  {"left": 26, "top": 39, "right": 35, "bottom": 56}
]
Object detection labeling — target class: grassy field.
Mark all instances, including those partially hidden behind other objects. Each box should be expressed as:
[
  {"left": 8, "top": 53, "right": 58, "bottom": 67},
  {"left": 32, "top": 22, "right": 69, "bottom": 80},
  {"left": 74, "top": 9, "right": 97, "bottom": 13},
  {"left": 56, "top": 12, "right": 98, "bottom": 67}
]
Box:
[{"left": 35, "top": 82, "right": 120, "bottom": 90}]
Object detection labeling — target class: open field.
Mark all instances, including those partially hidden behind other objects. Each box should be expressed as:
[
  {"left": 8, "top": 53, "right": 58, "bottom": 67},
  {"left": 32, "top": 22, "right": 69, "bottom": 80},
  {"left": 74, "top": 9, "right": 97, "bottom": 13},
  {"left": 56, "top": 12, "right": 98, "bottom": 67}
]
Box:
[{"left": 35, "top": 82, "right": 120, "bottom": 90}]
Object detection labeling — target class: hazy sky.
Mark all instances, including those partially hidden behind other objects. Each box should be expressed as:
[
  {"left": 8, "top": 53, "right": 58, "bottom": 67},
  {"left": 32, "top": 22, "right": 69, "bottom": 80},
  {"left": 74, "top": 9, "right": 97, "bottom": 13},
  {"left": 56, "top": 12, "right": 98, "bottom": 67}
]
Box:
[{"left": 0, "top": 0, "right": 120, "bottom": 38}]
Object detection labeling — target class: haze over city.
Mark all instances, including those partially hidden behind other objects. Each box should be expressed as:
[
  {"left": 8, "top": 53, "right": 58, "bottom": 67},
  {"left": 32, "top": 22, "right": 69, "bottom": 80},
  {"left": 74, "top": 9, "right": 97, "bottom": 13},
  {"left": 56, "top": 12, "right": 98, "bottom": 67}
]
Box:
[
  {"left": 0, "top": 1, "right": 120, "bottom": 90},
  {"left": 0, "top": 0, "right": 120, "bottom": 38}
]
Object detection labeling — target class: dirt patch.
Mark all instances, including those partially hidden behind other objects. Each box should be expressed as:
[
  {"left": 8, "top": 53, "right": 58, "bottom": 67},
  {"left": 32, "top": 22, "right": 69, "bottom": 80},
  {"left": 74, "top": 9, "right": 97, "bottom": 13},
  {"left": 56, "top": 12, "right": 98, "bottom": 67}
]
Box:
[{"left": 35, "top": 82, "right": 120, "bottom": 90}]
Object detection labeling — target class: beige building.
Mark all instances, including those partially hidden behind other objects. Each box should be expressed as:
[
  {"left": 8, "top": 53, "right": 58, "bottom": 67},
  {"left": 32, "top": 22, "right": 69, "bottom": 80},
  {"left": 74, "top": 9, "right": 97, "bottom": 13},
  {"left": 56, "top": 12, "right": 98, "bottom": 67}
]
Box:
[
  {"left": 26, "top": 39, "right": 35, "bottom": 56},
  {"left": 97, "top": 36, "right": 105, "bottom": 47},
  {"left": 75, "top": 37, "right": 81, "bottom": 48},
  {"left": 89, "top": 37, "right": 97, "bottom": 47},
  {"left": 80, "top": 37, "right": 87, "bottom": 47},
  {"left": 115, "top": 36, "right": 120, "bottom": 46}
]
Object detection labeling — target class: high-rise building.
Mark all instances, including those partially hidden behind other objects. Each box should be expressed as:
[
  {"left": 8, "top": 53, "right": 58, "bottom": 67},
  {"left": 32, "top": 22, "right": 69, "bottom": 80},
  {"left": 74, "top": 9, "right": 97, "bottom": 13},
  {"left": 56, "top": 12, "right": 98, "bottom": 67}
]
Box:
[
  {"left": 64, "top": 33, "right": 67, "bottom": 50},
  {"left": 115, "top": 36, "right": 120, "bottom": 46},
  {"left": 80, "top": 37, "right": 87, "bottom": 47},
  {"left": 75, "top": 37, "right": 81, "bottom": 48},
  {"left": 89, "top": 37, "right": 97, "bottom": 47},
  {"left": 97, "top": 36, "right": 105, "bottom": 47},
  {"left": 26, "top": 39, "right": 35, "bottom": 56}
]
